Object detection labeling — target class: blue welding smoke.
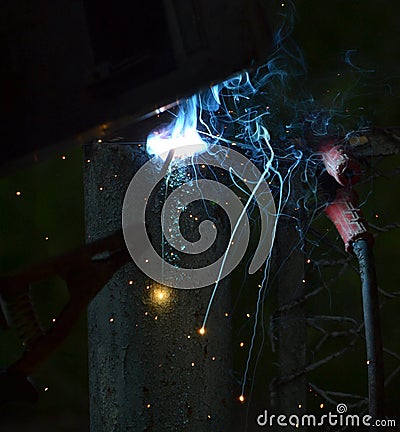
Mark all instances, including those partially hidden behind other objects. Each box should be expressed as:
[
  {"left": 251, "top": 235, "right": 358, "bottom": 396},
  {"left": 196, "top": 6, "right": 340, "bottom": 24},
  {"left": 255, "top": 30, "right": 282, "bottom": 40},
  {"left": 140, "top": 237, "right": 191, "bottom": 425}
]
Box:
[
  {"left": 143, "top": 0, "right": 313, "bottom": 407},
  {"left": 144, "top": 0, "right": 376, "bottom": 415}
]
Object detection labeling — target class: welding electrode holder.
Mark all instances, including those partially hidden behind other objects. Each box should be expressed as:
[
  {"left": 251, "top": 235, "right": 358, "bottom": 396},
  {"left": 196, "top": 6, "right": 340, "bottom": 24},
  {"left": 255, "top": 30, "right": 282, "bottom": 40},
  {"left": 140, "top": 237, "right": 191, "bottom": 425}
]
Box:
[
  {"left": 317, "top": 139, "right": 361, "bottom": 186},
  {"left": 324, "top": 187, "right": 374, "bottom": 254},
  {"left": 318, "top": 139, "right": 372, "bottom": 253}
]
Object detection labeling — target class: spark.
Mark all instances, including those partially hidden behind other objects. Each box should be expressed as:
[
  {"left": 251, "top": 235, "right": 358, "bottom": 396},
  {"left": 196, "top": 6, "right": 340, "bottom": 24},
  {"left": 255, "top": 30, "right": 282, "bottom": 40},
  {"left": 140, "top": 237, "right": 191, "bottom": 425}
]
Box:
[
  {"left": 200, "top": 143, "right": 278, "bottom": 336},
  {"left": 150, "top": 284, "right": 173, "bottom": 309}
]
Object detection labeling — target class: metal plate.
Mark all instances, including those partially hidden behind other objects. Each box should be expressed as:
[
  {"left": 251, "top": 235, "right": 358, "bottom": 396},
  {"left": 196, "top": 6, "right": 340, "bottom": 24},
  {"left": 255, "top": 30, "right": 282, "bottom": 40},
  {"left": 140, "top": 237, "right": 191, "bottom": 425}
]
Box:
[{"left": 0, "top": 0, "right": 271, "bottom": 175}]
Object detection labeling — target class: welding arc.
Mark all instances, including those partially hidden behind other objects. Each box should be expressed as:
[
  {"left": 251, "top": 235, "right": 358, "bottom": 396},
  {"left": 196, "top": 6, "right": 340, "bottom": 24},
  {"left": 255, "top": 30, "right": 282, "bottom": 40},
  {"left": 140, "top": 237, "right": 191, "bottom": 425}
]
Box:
[{"left": 353, "top": 239, "right": 384, "bottom": 426}]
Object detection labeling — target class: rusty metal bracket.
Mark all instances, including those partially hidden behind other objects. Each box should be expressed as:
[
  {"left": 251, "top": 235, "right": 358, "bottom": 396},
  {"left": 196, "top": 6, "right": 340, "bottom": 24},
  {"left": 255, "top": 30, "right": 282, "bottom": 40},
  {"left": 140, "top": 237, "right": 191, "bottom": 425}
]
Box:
[{"left": 0, "top": 230, "right": 130, "bottom": 383}]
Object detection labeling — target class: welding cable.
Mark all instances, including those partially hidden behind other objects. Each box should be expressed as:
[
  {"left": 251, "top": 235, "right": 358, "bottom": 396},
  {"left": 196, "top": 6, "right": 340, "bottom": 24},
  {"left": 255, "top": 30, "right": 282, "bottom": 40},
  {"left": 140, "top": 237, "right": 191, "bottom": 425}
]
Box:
[
  {"left": 327, "top": 211, "right": 385, "bottom": 427},
  {"left": 324, "top": 186, "right": 384, "bottom": 427},
  {"left": 352, "top": 239, "right": 385, "bottom": 424},
  {"left": 320, "top": 140, "right": 385, "bottom": 425}
]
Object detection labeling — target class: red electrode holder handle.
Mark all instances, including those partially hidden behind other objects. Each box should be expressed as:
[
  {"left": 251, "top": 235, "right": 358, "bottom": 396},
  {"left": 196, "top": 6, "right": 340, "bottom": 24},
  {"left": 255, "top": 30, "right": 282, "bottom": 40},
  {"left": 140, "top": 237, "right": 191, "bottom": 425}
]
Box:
[
  {"left": 318, "top": 139, "right": 361, "bottom": 186},
  {"left": 319, "top": 139, "right": 373, "bottom": 253},
  {"left": 324, "top": 188, "right": 374, "bottom": 253}
]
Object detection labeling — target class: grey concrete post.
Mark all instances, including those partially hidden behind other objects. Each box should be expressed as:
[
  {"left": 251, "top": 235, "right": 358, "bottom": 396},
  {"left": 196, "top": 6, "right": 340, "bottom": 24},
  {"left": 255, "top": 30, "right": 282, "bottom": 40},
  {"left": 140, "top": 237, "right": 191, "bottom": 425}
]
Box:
[{"left": 84, "top": 143, "right": 233, "bottom": 431}]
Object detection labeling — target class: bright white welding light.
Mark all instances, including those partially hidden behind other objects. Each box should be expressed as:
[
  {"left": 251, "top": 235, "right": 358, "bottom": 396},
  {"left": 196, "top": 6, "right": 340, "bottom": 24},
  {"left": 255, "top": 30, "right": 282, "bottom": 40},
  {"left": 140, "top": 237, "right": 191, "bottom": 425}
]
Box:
[
  {"left": 146, "top": 127, "right": 207, "bottom": 161},
  {"left": 146, "top": 96, "right": 208, "bottom": 161}
]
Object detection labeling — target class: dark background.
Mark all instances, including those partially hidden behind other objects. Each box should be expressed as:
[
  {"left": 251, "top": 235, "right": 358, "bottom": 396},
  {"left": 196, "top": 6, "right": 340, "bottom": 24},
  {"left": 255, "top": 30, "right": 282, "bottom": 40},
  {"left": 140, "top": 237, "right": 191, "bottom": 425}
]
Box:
[{"left": 0, "top": 0, "right": 399, "bottom": 430}]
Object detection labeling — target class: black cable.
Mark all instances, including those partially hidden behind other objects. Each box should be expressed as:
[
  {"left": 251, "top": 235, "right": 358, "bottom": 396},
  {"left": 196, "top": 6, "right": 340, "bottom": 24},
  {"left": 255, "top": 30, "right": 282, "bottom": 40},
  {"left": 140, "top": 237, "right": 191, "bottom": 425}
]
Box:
[{"left": 353, "top": 239, "right": 384, "bottom": 425}]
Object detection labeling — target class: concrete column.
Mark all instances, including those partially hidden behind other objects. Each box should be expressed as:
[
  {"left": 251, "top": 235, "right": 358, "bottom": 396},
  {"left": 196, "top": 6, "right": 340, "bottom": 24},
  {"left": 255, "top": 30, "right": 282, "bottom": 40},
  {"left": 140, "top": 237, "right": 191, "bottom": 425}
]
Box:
[{"left": 84, "top": 142, "right": 233, "bottom": 432}]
